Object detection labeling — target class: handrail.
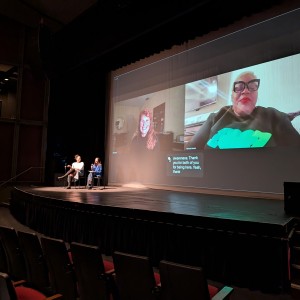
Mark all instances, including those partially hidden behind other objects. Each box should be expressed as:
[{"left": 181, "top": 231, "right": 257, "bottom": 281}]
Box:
[{"left": 0, "top": 166, "right": 44, "bottom": 188}]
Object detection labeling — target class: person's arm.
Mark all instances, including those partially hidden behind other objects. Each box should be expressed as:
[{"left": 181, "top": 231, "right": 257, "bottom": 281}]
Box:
[
  {"left": 74, "top": 162, "right": 84, "bottom": 172},
  {"left": 77, "top": 162, "right": 84, "bottom": 176},
  {"left": 95, "top": 165, "right": 102, "bottom": 175},
  {"left": 186, "top": 113, "right": 215, "bottom": 150},
  {"left": 270, "top": 108, "right": 300, "bottom": 146}
]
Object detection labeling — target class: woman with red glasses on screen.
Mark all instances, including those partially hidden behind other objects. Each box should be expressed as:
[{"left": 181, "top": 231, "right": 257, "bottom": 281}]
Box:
[{"left": 186, "top": 71, "right": 300, "bottom": 150}]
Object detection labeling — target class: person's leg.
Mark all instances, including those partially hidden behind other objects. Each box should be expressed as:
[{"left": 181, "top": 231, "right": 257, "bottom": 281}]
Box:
[
  {"left": 91, "top": 174, "right": 95, "bottom": 188},
  {"left": 86, "top": 173, "right": 92, "bottom": 189},
  {"left": 58, "top": 168, "right": 75, "bottom": 180},
  {"left": 66, "top": 174, "right": 73, "bottom": 189}
]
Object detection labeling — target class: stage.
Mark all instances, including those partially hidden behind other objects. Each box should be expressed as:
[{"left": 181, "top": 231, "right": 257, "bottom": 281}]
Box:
[{"left": 9, "top": 185, "right": 297, "bottom": 293}]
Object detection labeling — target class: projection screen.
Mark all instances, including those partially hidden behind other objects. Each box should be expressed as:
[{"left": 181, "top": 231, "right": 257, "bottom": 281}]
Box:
[{"left": 107, "top": 8, "right": 300, "bottom": 196}]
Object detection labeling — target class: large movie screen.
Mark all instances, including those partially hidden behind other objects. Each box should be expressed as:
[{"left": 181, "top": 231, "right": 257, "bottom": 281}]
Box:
[{"left": 107, "top": 8, "right": 300, "bottom": 195}]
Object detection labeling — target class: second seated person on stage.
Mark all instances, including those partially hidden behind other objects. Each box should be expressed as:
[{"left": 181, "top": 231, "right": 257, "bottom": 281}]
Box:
[
  {"left": 130, "top": 108, "right": 160, "bottom": 181},
  {"left": 86, "top": 157, "right": 102, "bottom": 189},
  {"left": 58, "top": 154, "right": 84, "bottom": 189}
]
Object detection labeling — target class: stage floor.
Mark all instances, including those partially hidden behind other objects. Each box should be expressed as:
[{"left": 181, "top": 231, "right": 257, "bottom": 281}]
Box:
[{"left": 20, "top": 184, "right": 294, "bottom": 232}]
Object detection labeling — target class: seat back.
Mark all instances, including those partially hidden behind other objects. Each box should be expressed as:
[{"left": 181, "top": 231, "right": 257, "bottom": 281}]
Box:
[
  {"left": 17, "top": 231, "right": 53, "bottom": 295},
  {"left": 74, "top": 170, "right": 86, "bottom": 188},
  {"left": 159, "top": 260, "right": 214, "bottom": 300},
  {"left": 0, "top": 226, "right": 27, "bottom": 281},
  {"left": 93, "top": 167, "right": 105, "bottom": 189},
  {"left": 0, "top": 238, "right": 9, "bottom": 274},
  {"left": 113, "top": 251, "right": 160, "bottom": 300},
  {"left": 0, "top": 271, "right": 15, "bottom": 300},
  {"left": 40, "top": 236, "right": 78, "bottom": 300},
  {"left": 0, "top": 271, "right": 61, "bottom": 300},
  {"left": 93, "top": 175, "right": 103, "bottom": 188},
  {"left": 70, "top": 242, "right": 115, "bottom": 300}
]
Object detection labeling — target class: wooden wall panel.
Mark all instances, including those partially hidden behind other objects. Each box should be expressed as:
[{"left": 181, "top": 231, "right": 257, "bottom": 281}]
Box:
[
  {"left": 20, "top": 68, "right": 46, "bottom": 121},
  {"left": 0, "top": 123, "right": 14, "bottom": 181},
  {"left": 17, "top": 125, "right": 43, "bottom": 181},
  {"left": 0, "top": 17, "right": 22, "bottom": 64}
]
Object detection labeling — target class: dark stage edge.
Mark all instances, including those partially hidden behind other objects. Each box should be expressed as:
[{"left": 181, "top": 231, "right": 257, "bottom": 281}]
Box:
[
  {"left": 10, "top": 185, "right": 297, "bottom": 293},
  {"left": 12, "top": 185, "right": 295, "bottom": 238}
]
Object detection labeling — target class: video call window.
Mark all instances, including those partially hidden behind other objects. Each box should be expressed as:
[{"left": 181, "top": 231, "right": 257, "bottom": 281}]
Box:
[
  {"left": 184, "top": 56, "right": 300, "bottom": 150},
  {"left": 113, "top": 53, "right": 300, "bottom": 154}
]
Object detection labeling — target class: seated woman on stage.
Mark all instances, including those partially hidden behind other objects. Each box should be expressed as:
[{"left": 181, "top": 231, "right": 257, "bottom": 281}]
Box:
[
  {"left": 58, "top": 154, "right": 84, "bottom": 189},
  {"left": 86, "top": 157, "right": 102, "bottom": 189}
]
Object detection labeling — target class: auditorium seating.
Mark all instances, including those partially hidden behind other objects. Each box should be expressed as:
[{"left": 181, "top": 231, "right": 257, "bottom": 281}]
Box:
[
  {"left": 0, "top": 227, "right": 64, "bottom": 298},
  {"left": 112, "top": 251, "right": 161, "bottom": 300},
  {"left": 40, "top": 236, "right": 78, "bottom": 300},
  {"left": 0, "top": 239, "right": 8, "bottom": 274},
  {"left": 159, "top": 260, "right": 234, "bottom": 300},
  {"left": 17, "top": 230, "right": 54, "bottom": 295},
  {"left": 0, "top": 226, "right": 28, "bottom": 281},
  {"left": 1, "top": 223, "right": 235, "bottom": 300},
  {"left": 70, "top": 241, "right": 118, "bottom": 300},
  {"left": 0, "top": 272, "right": 62, "bottom": 300}
]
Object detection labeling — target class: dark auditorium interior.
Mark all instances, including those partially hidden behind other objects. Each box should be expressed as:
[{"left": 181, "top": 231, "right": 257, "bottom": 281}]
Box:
[{"left": 1, "top": 0, "right": 300, "bottom": 299}]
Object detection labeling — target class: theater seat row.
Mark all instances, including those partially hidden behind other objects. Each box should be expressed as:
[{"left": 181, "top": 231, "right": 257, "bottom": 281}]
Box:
[{"left": 0, "top": 225, "right": 233, "bottom": 300}]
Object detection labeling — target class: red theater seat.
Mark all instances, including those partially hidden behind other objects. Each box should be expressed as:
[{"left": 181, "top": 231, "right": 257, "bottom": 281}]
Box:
[{"left": 0, "top": 272, "right": 62, "bottom": 300}]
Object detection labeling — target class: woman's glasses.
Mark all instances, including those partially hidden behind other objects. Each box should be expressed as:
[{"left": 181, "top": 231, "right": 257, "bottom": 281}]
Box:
[{"left": 233, "top": 79, "right": 260, "bottom": 93}]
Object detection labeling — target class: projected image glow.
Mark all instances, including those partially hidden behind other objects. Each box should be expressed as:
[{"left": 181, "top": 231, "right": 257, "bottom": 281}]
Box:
[
  {"left": 108, "top": 9, "right": 300, "bottom": 195},
  {"left": 185, "top": 58, "right": 300, "bottom": 150}
]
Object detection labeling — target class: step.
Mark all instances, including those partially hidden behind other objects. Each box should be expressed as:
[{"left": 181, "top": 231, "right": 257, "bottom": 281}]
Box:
[
  {"left": 290, "top": 247, "right": 300, "bottom": 265},
  {"left": 290, "top": 267, "right": 300, "bottom": 285},
  {"left": 291, "top": 235, "right": 300, "bottom": 247},
  {"left": 291, "top": 264, "right": 300, "bottom": 270},
  {"left": 291, "top": 283, "right": 300, "bottom": 299},
  {"left": 291, "top": 282, "right": 300, "bottom": 290}
]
